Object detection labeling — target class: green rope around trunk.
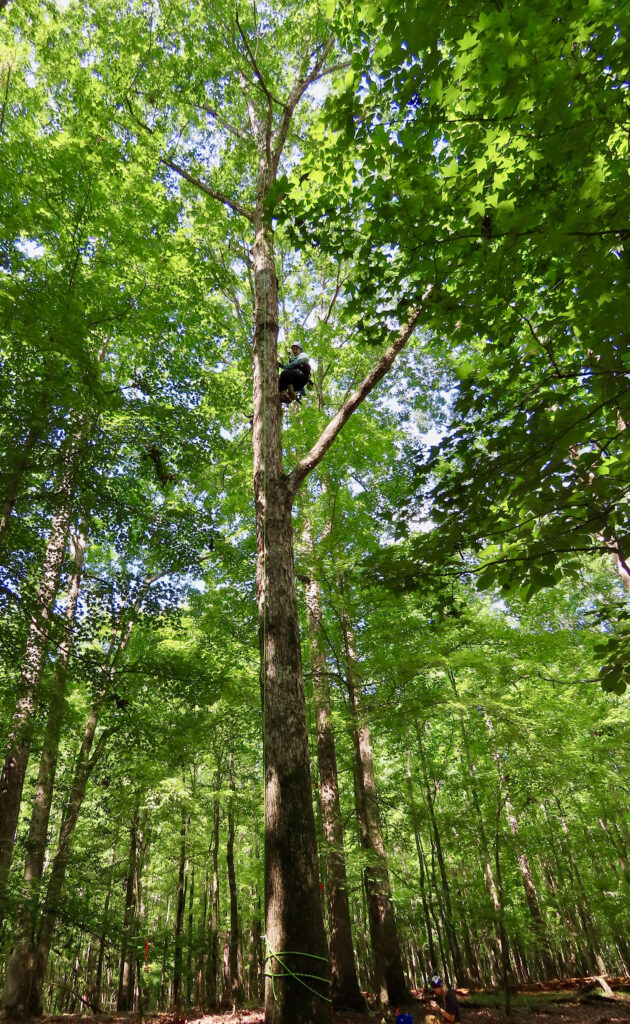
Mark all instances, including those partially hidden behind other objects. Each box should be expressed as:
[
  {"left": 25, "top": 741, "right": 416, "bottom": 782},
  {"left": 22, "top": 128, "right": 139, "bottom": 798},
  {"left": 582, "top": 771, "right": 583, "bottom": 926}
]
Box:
[{"left": 263, "top": 936, "right": 331, "bottom": 1004}]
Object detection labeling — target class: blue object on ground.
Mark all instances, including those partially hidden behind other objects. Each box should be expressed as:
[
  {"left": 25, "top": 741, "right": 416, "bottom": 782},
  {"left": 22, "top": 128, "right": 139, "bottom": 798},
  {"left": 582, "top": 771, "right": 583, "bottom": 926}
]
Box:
[{"left": 396, "top": 1015, "right": 414, "bottom": 1024}]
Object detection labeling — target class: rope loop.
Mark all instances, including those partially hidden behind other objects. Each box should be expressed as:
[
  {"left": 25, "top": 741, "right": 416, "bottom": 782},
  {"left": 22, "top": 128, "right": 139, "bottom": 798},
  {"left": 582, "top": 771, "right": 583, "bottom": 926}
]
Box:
[{"left": 263, "top": 935, "right": 331, "bottom": 1003}]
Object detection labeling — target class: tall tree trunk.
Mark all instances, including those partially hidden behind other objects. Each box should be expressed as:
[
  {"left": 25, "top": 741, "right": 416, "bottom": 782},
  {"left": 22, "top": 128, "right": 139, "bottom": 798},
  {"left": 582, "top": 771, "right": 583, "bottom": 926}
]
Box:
[
  {"left": 304, "top": 563, "right": 365, "bottom": 1011},
  {"left": 484, "top": 713, "right": 555, "bottom": 979},
  {"left": 404, "top": 727, "right": 438, "bottom": 979},
  {"left": 0, "top": 445, "right": 77, "bottom": 923},
  {"left": 227, "top": 752, "right": 242, "bottom": 1004},
  {"left": 552, "top": 796, "right": 604, "bottom": 972},
  {"left": 160, "top": 897, "right": 172, "bottom": 1009},
  {"left": 414, "top": 723, "right": 466, "bottom": 984},
  {"left": 26, "top": 579, "right": 150, "bottom": 1015},
  {"left": 1, "top": 530, "right": 86, "bottom": 1012},
  {"left": 186, "top": 852, "right": 195, "bottom": 1007},
  {"left": 0, "top": 419, "right": 42, "bottom": 546},
  {"left": 96, "top": 842, "right": 117, "bottom": 1009},
  {"left": 253, "top": 209, "right": 329, "bottom": 1022},
  {"left": 214, "top": 41, "right": 427, "bottom": 1023},
  {"left": 342, "top": 605, "right": 410, "bottom": 1007},
  {"left": 494, "top": 798, "right": 512, "bottom": 1016},
  {"left": 448, "top": 670, "right": 506, "bottom": 965},
  {"left": 206, "top": 762, "right": 221, "bottom": 1009},
  {"left": 117, "top": 805, "right": 139, "bottom": 1010},
  {"left": 173, "top": 809, "right": 188, "bottom": 1010},
  {"left": 249, "top": 871, "right": 263, "bottom": 1003},
  {"left": 28, "top": 711, "right": 112, "bottom": 1015}
]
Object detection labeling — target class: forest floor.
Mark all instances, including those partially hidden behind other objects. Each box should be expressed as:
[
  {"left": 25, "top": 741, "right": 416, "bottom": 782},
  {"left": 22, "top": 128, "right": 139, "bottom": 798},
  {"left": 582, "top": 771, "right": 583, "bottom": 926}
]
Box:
[{"left": 21, "top": 989, "right": 630, "bottom": 1024}]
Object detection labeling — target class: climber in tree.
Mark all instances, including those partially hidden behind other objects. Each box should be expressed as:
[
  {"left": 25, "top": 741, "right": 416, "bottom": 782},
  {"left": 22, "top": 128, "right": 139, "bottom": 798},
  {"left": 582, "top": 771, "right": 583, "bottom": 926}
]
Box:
[{"left": 278, "top": 342, "right": 311, "bottom": 403}]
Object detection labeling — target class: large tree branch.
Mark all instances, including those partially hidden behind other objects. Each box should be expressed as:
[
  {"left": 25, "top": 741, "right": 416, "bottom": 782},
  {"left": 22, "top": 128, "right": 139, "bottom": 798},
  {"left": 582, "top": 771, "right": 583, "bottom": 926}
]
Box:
[
  {"left": 273, "top": 33, "right": 336, "bottom": 173},
  {"left": 235, "top": 6, "right": 275, "bottom": 155},
  {"left": 163, "top": 159, "right": 254, "bottom": 221},
  {"left": 288, "top": 292, "right": 431, "bottom": 495}
]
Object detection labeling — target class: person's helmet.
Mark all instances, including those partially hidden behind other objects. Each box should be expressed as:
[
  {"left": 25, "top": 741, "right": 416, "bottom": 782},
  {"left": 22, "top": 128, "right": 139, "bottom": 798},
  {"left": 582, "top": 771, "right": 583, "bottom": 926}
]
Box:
[
  {"left": 431, "top": 976, "right": 443, "bottom": 988},
  {"left": 291, "top": 342, "right": 303, "bottom": 352}
]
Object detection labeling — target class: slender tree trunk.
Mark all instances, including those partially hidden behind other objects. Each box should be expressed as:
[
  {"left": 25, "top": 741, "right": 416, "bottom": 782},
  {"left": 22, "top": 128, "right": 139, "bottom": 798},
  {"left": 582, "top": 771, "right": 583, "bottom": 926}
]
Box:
[
  {"left": 96, "top": 842, "right": 117, "bottom": 1008},
  {"left": 1, "top": 531, "right": 87, "bottom": 1011},
  {"left": 404, "top": 727, "right": 438, "bottom": 979},
  {"left": 186, "top": 853, "right": 195, "bottom": 1007},
  {"left": 160, "top": 897, "right": 172, "bottom": 1009},
  {"left": 304, "top": 561, "right": 365, "bottom": 1011},
  {"left": 173, "top": 809, "right": 188, "bottom": 1010},
  {"left": 249, "top": 872, "right": 263, "bottom": 1002},
  {"left": 117, "top": 806, "right": 139, "bottom": 1010},
  {"left": 26, "top": 580, "right": 149, "bottom": 1015},
  {"left": 28, "top": 711, "right": 112, "bottom": 1015},
  {"left": 226, "top": 752, "right": 242, "bottom": 1003},
  {"left": 448, "top": 669, "right": 506, "bottom": 966},
  {"left": 414, "top": 723, "right": 465, "bottom": 983},
  {"left": 0, "top": 445, "right": 78, "bottom": 923},
  {"left": 206, "top": 763, "right": 221, "bottom": 1009},
  {"left": 494, "top": 801, "right": 512, "bottom": 1016},
  {"left": 552, "top": 796, "right": 603, "bottom": 972},
  {"left": 484, "top": 713, "right": 555, "bottom": 979},
  {"left": 342, "top": 605, "right": 410, "bottom": 1007}
]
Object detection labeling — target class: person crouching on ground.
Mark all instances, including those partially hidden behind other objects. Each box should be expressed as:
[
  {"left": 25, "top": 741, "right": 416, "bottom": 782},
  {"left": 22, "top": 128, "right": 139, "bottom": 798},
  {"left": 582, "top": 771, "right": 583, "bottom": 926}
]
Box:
[
  {"left": 425, "top": 975, "right": 460, "bottom": 1024},
  {"left": 278, "top": 342, "right": 311, "bottom": 398}
]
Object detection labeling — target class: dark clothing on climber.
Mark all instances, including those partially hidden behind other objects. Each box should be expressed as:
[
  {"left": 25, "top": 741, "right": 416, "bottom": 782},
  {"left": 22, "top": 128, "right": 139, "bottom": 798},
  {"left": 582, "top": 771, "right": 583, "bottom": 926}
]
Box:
[{"left": 279, "top": 351, "right": 311, "bottom": 397}]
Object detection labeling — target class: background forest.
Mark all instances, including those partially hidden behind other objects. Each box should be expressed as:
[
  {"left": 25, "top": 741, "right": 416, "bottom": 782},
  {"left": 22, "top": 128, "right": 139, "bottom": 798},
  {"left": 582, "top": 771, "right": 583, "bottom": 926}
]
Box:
[{"left": 0, "top": 0, "right": 629, "bottom": 1020}]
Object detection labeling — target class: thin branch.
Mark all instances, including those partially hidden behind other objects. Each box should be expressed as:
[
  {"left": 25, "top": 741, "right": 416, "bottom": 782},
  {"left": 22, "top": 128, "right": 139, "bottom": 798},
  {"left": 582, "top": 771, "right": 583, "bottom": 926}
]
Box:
[
  {"left": 288, "top": 292, "right": 431, "bottom": 495},
  {"left": 124, "top": 95, "right": 155, "bottom": 136},
  {"left": 321, "top": 267, "right": 347, "bottom": 325},
  {"left": 310, "top": 59, "right": 351, "bottom": 84},
  {"left": 0, "top": 63, "right": 11, "bottom": 135},
  {"left": 200, "top": 102, "right": 249, "bottom": 141},
  {"left": 162, "top": 159, "right": 254, "bottom": 221},
  {"left": 235, "top": 5, "right": 280, "bottom": 107}
]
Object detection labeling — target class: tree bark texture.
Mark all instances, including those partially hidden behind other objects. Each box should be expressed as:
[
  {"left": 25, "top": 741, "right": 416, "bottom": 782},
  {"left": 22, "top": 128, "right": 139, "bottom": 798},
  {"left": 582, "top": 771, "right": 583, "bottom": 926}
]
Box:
[
  {"left": 173, "top": 809, "right": 188, "bottom": 1010},
  {"left": 448, "top": 670, "right": 506, "bottom": 963},
  {"left": 415, "top": 722, "right": 466, "bottom": 984},
  {"left": 205, "top": 766, "right": 221, "bottom": 1009},
  {"left": 252, "top": 207, "right": 329, "bottom": 1024},
  {"left": 0, "top": 420, "right": 41, "bottom": 546},
  {"left": 404, "top": 727, "right": 438, "bottom": 980},
  {"left": 186, "top": 853, "right": 195, "bottom": 1006},
  {"left": 484, "top": 713, "right": 556, "bottom": 979},
  {"left": 304, "top": 567, "right": 365, "bottom": 1011},
  {"left": 117, "top": 806, "right": 139, "bottom": 1011},
  {"left": 227, "top": 752, "right": 242, "bottom": 1003},
  {"left": 342, "top": 607, "right": 410, "bottom": 1006},
  {"left": 0, "top": 444, "right": 77, "bottom": 925},
  {"left": 26, "top": 582, "right": 148, "bottom": 1015},
  {"left": 1, "top": 531, "right": 87, "bottom": 1013},
  {"left": 96, "top": 842, "right": 117, "bottom": 1008}
]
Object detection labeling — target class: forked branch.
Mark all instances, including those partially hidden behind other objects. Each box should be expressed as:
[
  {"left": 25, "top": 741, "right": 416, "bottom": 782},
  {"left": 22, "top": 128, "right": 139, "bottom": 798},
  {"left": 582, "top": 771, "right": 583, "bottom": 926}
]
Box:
[
  {"left": 288, "top": 290, "right": 432, "bottom": 495},
  {"left": 273, "top": 33, "right": 336, "bottom": 172}
]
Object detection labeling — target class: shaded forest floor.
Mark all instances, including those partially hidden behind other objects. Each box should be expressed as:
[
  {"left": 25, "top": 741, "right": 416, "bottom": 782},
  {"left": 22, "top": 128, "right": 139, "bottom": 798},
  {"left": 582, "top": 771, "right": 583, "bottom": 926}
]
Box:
[{"left": 18, "top": 988, "right": 630, "bottom": 1024}]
